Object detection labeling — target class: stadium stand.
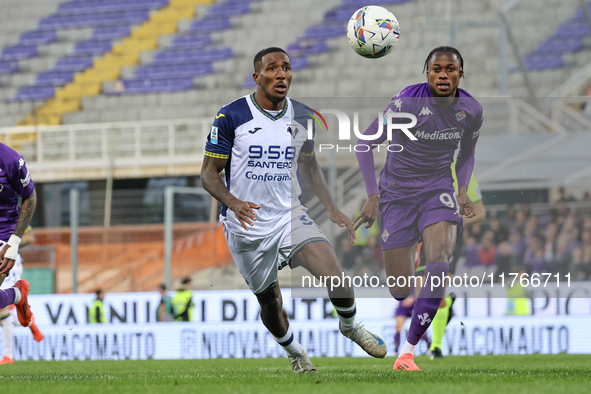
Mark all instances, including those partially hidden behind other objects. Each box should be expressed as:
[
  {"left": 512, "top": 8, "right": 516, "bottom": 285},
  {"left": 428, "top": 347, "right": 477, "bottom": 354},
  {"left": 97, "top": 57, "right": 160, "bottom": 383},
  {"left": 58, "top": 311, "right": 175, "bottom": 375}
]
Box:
[{"left": 0, "top": 0, "right": 585, "bottom": 129}]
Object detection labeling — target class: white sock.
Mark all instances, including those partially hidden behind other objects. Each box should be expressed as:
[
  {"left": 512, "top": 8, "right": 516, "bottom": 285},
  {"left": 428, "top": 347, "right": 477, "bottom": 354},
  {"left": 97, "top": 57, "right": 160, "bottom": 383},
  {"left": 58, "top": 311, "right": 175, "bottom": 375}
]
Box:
[
  {"left": 334, "top": 302, "right": 357, "bottom": 332},
  {"left": 399, "top": 340, "right": 416, "bottom": 357},
  {"left": 12, "top": 288, "right": 21, "bottom": 304},
  {"left": 1, "top": 314, "right": 14, "bottom": 359},
  {"left": 273, "top": 325, "right": 305, "bottom": 357}
]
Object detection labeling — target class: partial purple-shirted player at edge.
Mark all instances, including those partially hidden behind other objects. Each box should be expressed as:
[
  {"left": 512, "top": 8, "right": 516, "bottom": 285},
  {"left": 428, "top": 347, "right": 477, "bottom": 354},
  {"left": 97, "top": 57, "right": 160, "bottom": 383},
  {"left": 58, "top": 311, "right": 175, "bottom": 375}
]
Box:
[
  {"left": 354, "top": 46, "right": 483, "bottom": 371},
  {"left": 0, "top": 143, "right": 36, "bottom": 327}
]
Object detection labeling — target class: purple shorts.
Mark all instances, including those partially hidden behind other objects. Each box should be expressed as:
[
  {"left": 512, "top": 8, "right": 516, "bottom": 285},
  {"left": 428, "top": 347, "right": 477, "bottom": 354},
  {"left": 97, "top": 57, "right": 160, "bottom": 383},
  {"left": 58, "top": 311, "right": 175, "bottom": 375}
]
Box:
[
  {"left": 395, "top": 300, "right": 415, "bottom": 318},
  {"left": 379, "top": 176, "right": 462, "bottom": 251}
]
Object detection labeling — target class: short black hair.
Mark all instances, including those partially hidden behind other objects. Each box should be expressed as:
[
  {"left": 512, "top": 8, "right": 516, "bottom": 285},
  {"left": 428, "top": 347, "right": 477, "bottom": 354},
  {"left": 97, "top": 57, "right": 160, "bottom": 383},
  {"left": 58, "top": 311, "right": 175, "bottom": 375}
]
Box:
[
  {"left": 423, "top": 46, "right": 464, "bottom": 74},
  {"left": 95, "top": 289, "right": 103, "bottom": 296},
  {"left": 158, "top": 284, "right": 166, "bottom": 291},
  {"left": 253, "top": 47, "right": 289, "bottom": 72},
  {"left": 181, "top": 276, "right": 192, "bottom": 285}
]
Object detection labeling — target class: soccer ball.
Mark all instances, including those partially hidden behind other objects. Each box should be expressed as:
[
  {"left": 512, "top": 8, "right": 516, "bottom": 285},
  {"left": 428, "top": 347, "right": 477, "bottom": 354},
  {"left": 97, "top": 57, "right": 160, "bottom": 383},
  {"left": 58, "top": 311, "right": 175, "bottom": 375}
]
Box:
[{"left": 346, "top": 6, "right": 400, "bottom": 59}]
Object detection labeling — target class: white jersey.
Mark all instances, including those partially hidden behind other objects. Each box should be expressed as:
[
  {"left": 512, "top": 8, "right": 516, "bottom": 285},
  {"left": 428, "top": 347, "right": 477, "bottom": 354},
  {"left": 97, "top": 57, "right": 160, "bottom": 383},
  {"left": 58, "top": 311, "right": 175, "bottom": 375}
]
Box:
[{"left": 205, "top": 94, "right": 315, "bottom": 237}]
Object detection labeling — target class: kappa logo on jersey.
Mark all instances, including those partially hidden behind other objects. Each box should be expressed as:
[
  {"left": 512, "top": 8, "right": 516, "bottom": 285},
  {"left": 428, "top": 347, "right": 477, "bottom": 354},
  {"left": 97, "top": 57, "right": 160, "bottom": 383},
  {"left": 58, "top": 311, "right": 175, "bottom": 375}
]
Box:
[
  {"left": 248, "top": 127, "right": 262, "bottom": 134},
  {"left": 419, "top": 107, "right": 433, "bottom": 116},
  {"left": 215, "top": 113, "right": 225, "bottom": 119},
  {"left": 19, "top": 158, "right": 24, "bottom": 169},
  {"left": 456, "top": 110, "right": 466, "bottom": 121},
  {"left": 21, "top": 170, "right": 30, "bottom": 187},
  {"left": 287, "top": 126, "right": 299, "bottom": 139},
  {"left": 418, "top": 313, "right": 431, "bottom": 326},
  {"left": 210, "top": 126, "right": 219, "bottom": 144},
  {"left": 393, "top": 99, "right": 402, "bottom": 110},
  {"left": 381, "top": 229, "right": 390, "bottom": 243}
]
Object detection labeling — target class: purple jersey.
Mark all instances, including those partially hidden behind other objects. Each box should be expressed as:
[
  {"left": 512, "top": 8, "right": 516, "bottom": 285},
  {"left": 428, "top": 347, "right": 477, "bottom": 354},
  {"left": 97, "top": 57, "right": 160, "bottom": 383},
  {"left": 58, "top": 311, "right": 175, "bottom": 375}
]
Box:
[
  {"left": 0, "top": 143, "right": 35, "bottom": 242},
  {"left": 358, "top": 83, "right": 483, "bottom": 194}
]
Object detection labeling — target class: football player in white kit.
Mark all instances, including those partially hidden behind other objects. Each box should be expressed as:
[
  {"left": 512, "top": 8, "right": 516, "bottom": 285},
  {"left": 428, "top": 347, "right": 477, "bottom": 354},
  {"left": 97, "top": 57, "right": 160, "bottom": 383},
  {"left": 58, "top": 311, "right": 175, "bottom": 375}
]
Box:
[{"left": 202, "top": 48, "right": 387, "bottom": 373}]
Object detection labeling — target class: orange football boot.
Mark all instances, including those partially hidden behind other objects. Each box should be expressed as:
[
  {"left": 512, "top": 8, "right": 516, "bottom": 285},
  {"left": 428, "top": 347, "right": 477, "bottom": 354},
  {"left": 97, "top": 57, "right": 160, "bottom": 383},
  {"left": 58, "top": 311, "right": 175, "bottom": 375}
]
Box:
[
  {"left": 393, "top": 353, "right": 421, "bottom": 371},
  {"left": 13, "top": 280, "right": 31, "bottom": 327},
  {"left": 29, "top": 315, "right": 43, "bottom": 342}
]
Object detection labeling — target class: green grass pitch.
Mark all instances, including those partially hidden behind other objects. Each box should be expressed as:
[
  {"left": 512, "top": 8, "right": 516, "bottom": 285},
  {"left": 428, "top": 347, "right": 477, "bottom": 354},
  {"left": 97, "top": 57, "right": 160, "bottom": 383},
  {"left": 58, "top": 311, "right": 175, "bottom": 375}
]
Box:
[{"left": 0, "top": 355, "right": 589, "bottom": 393}]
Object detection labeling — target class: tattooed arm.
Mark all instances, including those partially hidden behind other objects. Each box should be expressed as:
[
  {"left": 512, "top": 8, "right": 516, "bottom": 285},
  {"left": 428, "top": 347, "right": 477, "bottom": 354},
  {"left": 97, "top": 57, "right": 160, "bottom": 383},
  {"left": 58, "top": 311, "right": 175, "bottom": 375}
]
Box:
[{"left": 0, "top": 190, "right": 37, "bottom": 275}]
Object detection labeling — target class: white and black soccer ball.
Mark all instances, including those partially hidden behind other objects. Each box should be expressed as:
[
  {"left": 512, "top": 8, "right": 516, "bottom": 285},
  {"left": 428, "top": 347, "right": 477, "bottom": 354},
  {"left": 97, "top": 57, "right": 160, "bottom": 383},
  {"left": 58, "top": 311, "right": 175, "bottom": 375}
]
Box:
[{"left": 346, "top": 5, "right": 400, "bottom": 59}]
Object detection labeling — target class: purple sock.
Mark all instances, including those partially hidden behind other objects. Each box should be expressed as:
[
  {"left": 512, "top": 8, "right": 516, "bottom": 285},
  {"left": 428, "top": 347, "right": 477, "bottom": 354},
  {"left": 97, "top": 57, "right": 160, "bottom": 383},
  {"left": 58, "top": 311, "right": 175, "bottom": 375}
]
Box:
[
  {"left": 0, "top": 288, "right": 15, "bottom": 309},
  {"left": 394, "top": 331, "right": 401, "bottom": 353},
  {"left": 407, "top": 261, "right": 448, "bottom": 345}
]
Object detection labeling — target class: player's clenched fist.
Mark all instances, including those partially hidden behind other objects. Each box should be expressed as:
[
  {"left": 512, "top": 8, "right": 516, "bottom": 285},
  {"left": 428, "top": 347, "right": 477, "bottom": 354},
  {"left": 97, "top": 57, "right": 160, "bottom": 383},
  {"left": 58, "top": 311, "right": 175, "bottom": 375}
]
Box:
[
  {"left": 229, "top": 201, "right": 261, "bottom": 230},
  {"left": 353, "top": 194, "right": 380, "bottom": 231},
  {"left": 457, "top": 191, "right": 475, "bottom": 218},
  {"left": 0, "top": 243, "right": 15, "bottom": 275}
]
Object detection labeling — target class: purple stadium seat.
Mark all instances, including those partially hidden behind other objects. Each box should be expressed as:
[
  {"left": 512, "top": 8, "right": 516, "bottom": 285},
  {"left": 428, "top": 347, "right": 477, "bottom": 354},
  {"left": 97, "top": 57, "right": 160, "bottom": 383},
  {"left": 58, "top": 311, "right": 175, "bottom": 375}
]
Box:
[
  {"left": 287, "top": 41, "right": 328, "bottom": 57},
  {"left": 534, "top": 38, "right": 583, "bottom": 55},
  {"left": 72, "top": 39, "right": 113, "bottom": 56},
  {"left": 523, "top": 55, "right": 564, "bottom": 71},
  {"left": 57, "top": 0, "right": 167, "bottom": 16},
  {"left": 92, "top": 26, "right": 131, "bottom": 40},
  {"left": 303, "top": 25, "right": 344, "bottom": 40},
  {"left": 0, "top": 61, "right": 19, "bottom": 75},
  {"left": 12, "top": 86, "right": 55, "bottom": 101},
  {"left": 38, "top": 10, "right": 150, "bottom": 30},
  {"left": 554, "top": 23, "right": 591, "bottom": 38},
  {"left": 169, "top": 35, "right": 212, "bottom": 49},
  {"left": 189, "top": 19, "right": 232, "bottom": 32},
  {"left": 324, "top": 8, "right": 359, "bottom": 23},
  {"left": 20, "top": 30, "right": 57, "bottom": 46},
  {"left": 151, "top": 47, "right": 233, "bottom": 65},
  {"left": 34, "top": 70, "right": 75, "bottom": 86},
  {"left": 1, "top": 45, "right": 37, "bottom": 60},
  {"left": 116, "top": 77, "right": 195, "bottom": 94},
  {"left": 208, "top": 3, "right": 250, "bottom": 18},
  {"left": 291, "top": 57, "right": 308, "bottom": 70},
  {"left": 131, "top": 64, "right": 214, "bottom": 79},
  {"left": 54, "top": 56, "right": 94, "bottom": 72},
  {"left": 240, "top": 77, "right": 257, "bottom": 89}
]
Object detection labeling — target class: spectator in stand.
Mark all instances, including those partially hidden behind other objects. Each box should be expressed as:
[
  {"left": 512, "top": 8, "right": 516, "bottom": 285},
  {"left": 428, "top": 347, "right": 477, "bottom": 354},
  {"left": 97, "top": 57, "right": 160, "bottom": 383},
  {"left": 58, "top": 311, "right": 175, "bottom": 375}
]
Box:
[
  {"left": 489, "top": 216, "right": 509, "bottom": 244},
  {"left": 515, "top": 210, "right": 528, "bottom": 233},
  {"left": 521, "top": 204, "right": 532, "bottom": 220},
  {"left": 557, "top": 186, "right": 576, "bottom": 203},
  {"left": 580, "top": 217, "right": 591, "bottom": 235},
  {"left": 523, "top": 234, "right": 546, "bottom": 275},
  {"left": 502, "top": 204, "right": 517, "bottom": 229},
  {"left": 508, "top": 227, "right": 526, "bottom": 264},
  {"left": 552, "top": 201, "right": 570, "bottom": 223},
  {"left": 575, "top": 244, "right": 591, "bottom": 280},
  {"left": 543, "top": 222, "right": 558, "bottom": 263},
  {"left": 550, "top": 234, "right": 571, "bottom": 277},
  {"left": 523, "top": 216, "right": 539, "bottom": 242},
  {"left": 339, "top": 237, "right": 356, "bottom": 274},
  {"left": 478, "top": 231, "right": 497, "bottom": 268}
]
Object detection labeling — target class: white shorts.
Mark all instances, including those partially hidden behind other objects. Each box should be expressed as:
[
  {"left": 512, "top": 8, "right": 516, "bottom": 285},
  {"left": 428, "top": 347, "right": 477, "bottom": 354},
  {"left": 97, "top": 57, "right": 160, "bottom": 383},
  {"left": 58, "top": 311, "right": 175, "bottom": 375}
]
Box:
[
  {"left": 0, "top": 239, "right": 23, "bottom": 289},
  {"left": 224, "top": 208, "right": 329, "bottom": 294}
]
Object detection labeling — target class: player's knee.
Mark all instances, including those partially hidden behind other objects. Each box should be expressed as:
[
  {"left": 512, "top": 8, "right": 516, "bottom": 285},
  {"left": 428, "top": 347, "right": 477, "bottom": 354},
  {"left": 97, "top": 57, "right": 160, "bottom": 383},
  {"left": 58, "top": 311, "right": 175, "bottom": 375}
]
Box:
[{"left": 389, "top": 287, "right": 411, "bottom": 301}]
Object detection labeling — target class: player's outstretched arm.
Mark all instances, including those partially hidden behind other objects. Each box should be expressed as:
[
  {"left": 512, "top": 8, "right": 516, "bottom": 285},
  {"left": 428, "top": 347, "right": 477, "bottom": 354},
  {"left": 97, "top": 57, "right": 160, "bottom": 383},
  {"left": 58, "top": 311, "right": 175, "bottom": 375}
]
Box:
[
  {"left": 298, "top": 153, "right": 355, "bottom": 241},
  {"left": 0, "top": 189, "right": 36, "bottom": 275},
  {"left": 201, "top": 155, "right": 260, "bottom": 231}
]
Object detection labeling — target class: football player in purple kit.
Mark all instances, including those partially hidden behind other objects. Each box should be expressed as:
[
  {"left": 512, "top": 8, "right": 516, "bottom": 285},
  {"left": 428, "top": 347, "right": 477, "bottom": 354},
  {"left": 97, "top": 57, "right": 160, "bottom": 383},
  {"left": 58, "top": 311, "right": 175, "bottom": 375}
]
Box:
[
  {"left": 354, "top": 46, "right": 483, "bottom": 371},
  {"left": 0, "top": 143, "right": 35, "bottom": 329}
]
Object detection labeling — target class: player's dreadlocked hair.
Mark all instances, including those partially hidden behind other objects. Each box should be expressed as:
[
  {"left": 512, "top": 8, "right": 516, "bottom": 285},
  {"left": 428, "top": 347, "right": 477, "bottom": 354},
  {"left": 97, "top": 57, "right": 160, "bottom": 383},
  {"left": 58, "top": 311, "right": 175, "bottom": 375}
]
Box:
[
  {"left": 422, "top": 46, "right": 464, "bottom": 74},
  {"left": 253, "top": 47, "right": 290, "bottom": 72}
]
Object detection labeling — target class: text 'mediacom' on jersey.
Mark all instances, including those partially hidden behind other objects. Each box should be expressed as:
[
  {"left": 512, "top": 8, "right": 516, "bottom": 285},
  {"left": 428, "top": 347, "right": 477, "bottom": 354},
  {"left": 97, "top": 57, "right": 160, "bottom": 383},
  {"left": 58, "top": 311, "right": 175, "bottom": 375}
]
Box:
[{"left": 304, "top": 108, "right": 417, "bottom": 153}]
